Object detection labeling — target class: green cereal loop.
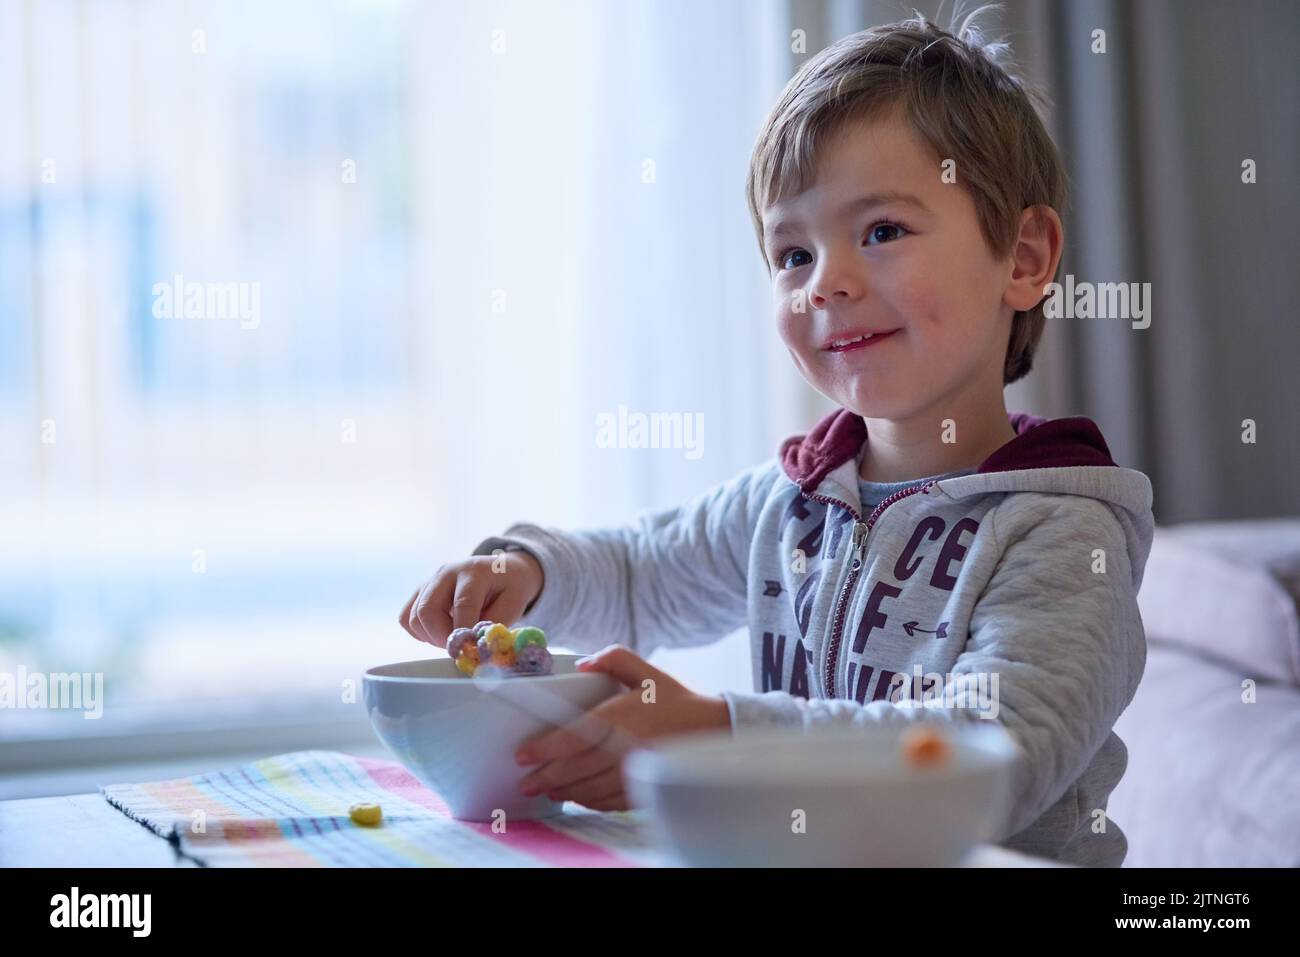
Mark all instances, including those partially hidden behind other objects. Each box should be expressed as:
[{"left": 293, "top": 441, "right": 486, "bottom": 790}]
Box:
[{"left": 513, "top": 626, "right": 547, "bottom": 652}]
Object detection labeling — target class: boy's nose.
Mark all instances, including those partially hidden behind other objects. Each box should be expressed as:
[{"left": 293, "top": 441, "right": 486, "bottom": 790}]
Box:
[
  {"left": 809, "top": 283, "right": 861, "bottom": 311},
  {"left": 808, "top": 260, "right": 866, "bottom": 308}
]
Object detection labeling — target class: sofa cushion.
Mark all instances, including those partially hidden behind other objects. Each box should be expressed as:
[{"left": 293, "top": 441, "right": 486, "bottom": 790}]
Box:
[
  {"left": 1111, "top": 642, "right": 1300, "bottom": 867},
  {"left": 1138, "top": 520, "right": 1300, "bottom": 686}
]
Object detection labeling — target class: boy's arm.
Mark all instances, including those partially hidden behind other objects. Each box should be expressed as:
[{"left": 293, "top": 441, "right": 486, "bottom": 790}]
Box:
[
  {"left": 720, "top": 497, "right": 1147, "bottom": 840},
  {"left": 470, "top": 460, "right": 781, "bottom": 657}
]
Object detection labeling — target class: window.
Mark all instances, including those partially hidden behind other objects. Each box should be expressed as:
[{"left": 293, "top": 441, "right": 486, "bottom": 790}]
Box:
[{"left": 0, "top": 0, "right": 791, "bottom": 755}]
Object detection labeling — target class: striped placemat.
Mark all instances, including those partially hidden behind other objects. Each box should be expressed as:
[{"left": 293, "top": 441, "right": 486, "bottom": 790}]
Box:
[{"left": 101, "top": 750, "right": 663, "bottom": 867}]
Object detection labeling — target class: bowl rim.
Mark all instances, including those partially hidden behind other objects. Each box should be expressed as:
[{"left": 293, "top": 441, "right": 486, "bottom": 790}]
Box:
[
  {"left": 364, "top": 653, "right": 603, "bottom": 685},
  {"left": 624, "top": 723, "right": 1019, "bottom": 788}
]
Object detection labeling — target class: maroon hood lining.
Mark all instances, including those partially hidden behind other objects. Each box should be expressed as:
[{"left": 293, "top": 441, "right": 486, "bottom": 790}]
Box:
[{"left": 779, "top": 408, "right": 1117, "bottom": 493}]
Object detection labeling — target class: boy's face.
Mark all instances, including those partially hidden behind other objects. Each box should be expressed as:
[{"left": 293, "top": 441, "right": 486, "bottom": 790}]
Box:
[{"left": 763, "top": 111, "right": 1015, "bottom": 422}]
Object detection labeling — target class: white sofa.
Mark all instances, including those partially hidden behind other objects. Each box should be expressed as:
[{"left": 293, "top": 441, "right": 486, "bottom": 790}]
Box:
[{"left": 1109, "top": 520, "right": 1300, "bottom": 867}]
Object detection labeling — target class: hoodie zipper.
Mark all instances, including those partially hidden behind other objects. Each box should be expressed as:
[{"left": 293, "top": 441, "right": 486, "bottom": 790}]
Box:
[{"left": 806, "top": 479, "right": 938, "bottom": 698}]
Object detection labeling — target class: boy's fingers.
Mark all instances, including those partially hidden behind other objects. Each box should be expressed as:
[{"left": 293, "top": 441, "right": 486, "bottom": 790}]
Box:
[
  {"left": 517, "top": 710, "right": 618, "bottom": 767},
  {"left": 480, "top": 591, "right": 526, "bottom": 629},
  {"left": 520, "top": 742, "right": 615, "bottom": 793},
  {"left": 449, "top": 572, "right": 489, "bottom": 634},
  {"left": 577, "top": 644, "right": 671, "bottom": 690},
  {"left": 547, "top": 767, "right": 623, "bottom": 805},
  {"left": 404, "top": 585, "right": 434, "bottom": 644},
  {"left": 412, "top": 572, "right": 456, "bottom": 646},
  {"left": 398, "top": 590, "right": 420, "bottom": 639}
]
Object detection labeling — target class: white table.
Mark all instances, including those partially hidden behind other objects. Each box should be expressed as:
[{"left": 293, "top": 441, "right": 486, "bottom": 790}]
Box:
[
  {"left": 0, "top": 792, "right": 199, "bottom": 867},
  {"left": 0, "top": 792, "right": 1063, "bottom": 867}
]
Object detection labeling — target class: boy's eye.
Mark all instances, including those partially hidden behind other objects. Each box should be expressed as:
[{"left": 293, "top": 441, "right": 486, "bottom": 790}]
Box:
[
  {"left": 865, "top": 221, "right": 907, "bottom": 245},
  {"left": 779, "top": 249, "right": 811, "bottom": 270},
  {"left": 775, "top": 220, "right": 909, "bottom": 270}
]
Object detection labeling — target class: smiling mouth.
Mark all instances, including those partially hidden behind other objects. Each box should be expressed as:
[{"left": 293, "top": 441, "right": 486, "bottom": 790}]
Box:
[{"left": 824, "top": 330, "right": 900, "bottom": 353}]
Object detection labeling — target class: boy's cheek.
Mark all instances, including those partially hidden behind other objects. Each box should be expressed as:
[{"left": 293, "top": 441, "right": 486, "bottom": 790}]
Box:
[
  {"left": 775, "top": 310, "right": 815, "bottom": 362},
  {"left": 880, "top": 271, "right": 940, "bottom": 323},
  {"left": 772, "top": 287, "right": 801, "bottom": 331}
]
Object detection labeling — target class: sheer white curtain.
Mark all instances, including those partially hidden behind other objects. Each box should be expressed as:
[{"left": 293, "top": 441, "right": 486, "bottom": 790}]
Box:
[
  {"left": 408, "top": 0, "right": 816, "bottom": 689},
  {"left": 0, "top": 0, "right": 439, "bottom": 740},
  {"left": 410, "top": 0, "right": 809, "bottom": 538}
]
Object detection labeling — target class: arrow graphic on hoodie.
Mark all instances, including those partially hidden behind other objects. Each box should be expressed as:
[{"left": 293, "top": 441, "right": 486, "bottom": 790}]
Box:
[{"left": 902, "top": 620, "right": 949, "bottom": 639}]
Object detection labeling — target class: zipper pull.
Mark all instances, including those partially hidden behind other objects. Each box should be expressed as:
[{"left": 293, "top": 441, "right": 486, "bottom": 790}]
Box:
[{"left": 850, "top": 521, "right": 867, "bottom": 568}]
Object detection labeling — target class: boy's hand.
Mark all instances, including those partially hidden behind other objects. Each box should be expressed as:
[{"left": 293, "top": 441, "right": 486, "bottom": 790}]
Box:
[
  {"left": 399, "top": 550, "right": 544, "bottom": 647},
  {"left": 514, "top": 645, "right": 731, "bottom": 812}
]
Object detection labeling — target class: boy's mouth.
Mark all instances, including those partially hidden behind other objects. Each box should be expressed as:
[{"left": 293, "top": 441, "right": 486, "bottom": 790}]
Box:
[{"left": 822, "top": 329, "right": 901, "bottom": 353}]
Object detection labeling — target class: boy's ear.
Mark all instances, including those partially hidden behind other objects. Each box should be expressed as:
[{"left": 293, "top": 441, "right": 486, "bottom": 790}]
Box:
[{"left": 1004, "top": 205, "right": 1063, "bottom": 313}]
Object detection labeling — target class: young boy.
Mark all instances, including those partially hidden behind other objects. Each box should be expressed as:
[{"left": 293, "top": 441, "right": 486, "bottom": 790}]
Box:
[{"left": 399, "top": 13, "right": 1153, "bottom": 867}]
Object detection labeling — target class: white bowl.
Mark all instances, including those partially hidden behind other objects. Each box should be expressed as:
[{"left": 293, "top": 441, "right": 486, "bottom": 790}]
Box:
[
  {"left": 623, "top": 723, "right": 1019, "bottom": 866},
  {"left": 363, "top": 654, "right": 620, "bottom": 821}
]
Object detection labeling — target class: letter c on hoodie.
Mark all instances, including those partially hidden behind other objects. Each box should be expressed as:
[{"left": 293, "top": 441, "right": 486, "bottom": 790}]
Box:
[{"left": 894, "top": 516, "right": 946, "bottom": 582}]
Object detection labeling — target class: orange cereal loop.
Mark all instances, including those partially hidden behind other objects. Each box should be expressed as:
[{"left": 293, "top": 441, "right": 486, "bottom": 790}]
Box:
[{"left": 900, "top": 726, "right": 952, "bottom": 769}]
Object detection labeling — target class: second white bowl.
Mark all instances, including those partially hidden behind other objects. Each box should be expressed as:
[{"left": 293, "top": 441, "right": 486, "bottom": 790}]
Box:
[{"left": 623, "top": 722, "right": 1019, "bottom": 866}]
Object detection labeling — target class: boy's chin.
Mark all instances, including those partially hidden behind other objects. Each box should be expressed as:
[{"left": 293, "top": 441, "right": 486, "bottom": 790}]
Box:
[{"left": 826, "top": 385, "right": 913, "bottom": 420}]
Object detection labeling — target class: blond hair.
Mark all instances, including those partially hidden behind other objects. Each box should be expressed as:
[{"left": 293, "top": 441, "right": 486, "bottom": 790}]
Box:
[{"left": 745, "top": 5, "right": 1067, "bottom": 384}]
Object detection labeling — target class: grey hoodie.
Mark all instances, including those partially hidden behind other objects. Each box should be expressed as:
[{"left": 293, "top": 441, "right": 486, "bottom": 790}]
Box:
[{"left": 473, "top": 410, "right": 1154, "bottom": 866}]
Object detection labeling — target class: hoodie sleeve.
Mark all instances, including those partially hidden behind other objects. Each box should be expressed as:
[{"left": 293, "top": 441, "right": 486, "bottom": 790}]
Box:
[
  {"left": 469, "top": 460, "right": 782, "bottom": 658},
  {"left": 720, "top": 495, "right": 1148, "bottom": 841}
]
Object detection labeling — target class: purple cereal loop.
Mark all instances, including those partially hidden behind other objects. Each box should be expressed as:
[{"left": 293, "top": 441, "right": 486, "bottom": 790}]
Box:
[{"left": 447, "top": 627, "right": 476, "bottom": 660}]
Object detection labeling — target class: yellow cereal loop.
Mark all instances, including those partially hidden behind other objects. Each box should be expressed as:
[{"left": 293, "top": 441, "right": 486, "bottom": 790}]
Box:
[
  {"left": 349, "top": 802, "right": 383, "bottom": 827},
  {"left": 484, "top": 623, "right": 514, "bottom": 650}
]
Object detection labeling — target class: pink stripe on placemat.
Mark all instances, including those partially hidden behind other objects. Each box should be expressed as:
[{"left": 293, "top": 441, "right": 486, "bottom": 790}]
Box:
[
  {"left": 354, "top": 757, "right": 454, "bottom": 816},
  {"left": 464, "top": 819, "right": 639, "bottom": 867},
  {"left": 353, "top": 756, "right": 640, "bottom": 867}
]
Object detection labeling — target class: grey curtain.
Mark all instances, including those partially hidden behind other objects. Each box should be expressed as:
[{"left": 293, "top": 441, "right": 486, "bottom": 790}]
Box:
[{"left": 782, "top": 0, "right": 1299, "bottom": 523}]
